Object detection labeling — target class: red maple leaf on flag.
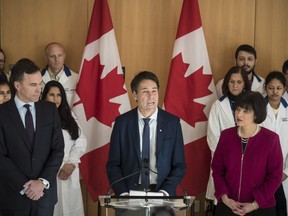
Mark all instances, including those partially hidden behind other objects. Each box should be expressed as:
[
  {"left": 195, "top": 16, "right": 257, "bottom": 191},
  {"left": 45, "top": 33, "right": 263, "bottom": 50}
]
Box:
[
  {"left": 165, "top": 53, "right": 213, "bottom": 127},
  {"left": 164, "top": 0, "right": 217, "bottom": 197},
  {"left": 74, "top": 54, "right": 127, "bottom": 127},
  {"left": 72, "top": 0, "right": 131, "bottom": 201}
]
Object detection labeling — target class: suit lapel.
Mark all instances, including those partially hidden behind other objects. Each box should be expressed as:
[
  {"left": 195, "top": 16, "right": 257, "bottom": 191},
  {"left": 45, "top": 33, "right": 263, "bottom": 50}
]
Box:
[
  {"left": 128, "top": 108, "right": 141, "bottom": 162},
  {"left": 7, "top": 100, "right": 32, "bottom": 151},
  {"left": 33, "top": 102, "right": 49, "bottom": 153},
  {"left": 156, "top": 109, "right": 165, "bottom": 158}
]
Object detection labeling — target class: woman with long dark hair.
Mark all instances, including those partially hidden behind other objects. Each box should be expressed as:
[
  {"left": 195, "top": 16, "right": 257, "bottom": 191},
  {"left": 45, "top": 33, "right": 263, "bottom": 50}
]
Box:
[
  {"left": 42, "top": 80, "right": 87, "bottom": 216},
  {"left": 0, "top": 80, "right": 11, "bottom": 104},
  {"left": 206, "top": 66, "right": 251, "bottom": 211}
]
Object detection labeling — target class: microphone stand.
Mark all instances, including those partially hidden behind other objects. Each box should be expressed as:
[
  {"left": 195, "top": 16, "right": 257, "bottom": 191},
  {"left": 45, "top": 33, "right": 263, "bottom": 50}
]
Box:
[
  {"left": 146, "top": 166, "right": 190, "bottom": 208},
  {"left": 106, "top": 169, "right": 141, "bottom": 205},
  {"left": 105, "top": 160, "right": 191, "bottom": 208},
  {"left": 143, "top": 158, "right": 150, "bottom": 202}
]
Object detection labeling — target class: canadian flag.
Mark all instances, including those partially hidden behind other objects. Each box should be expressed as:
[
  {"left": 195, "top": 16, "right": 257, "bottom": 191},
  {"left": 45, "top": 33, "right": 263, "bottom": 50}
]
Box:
[
  {"left": 73, "top": 0, "right": 130, "bottom": 201},
  {"left": 163, "top": 0, "right": 216, "bottom": 195}
]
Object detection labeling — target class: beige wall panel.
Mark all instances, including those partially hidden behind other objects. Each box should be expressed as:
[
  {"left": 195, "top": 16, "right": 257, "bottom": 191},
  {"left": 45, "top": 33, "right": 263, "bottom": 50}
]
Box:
[
  {"left": 108, "top": 0, "right": 182, "bottom": 107},
  {"left": 199, "top": 0, "right": 256, "bottom": 83},
  {"left": 1, "top": 0, "right": 88, "bottom": 72},
  {"left": 108, "top": 0, "right": 256, "bottom": 105},
  {"left": 255, "top": 0, "right": 288, "bottom": 78}
]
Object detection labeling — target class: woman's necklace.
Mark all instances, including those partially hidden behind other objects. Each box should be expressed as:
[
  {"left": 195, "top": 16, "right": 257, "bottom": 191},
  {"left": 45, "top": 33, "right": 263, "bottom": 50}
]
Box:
[
  {"left": 238, "top": 125, "right": 260, "bottom": 154},
  {"left": 238, "top": 124, "right": 259, "bottom": 138}
]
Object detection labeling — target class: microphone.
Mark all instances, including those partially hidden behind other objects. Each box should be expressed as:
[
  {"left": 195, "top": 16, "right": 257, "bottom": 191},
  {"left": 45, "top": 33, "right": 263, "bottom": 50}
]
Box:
[
  {"left": 146, "top": 166, "right": 190, "bottom": 209},
  {"left": 106, "top": 162, "right": 190, "bottom": 208},
  {"left": 105, "top": 169, "right": 141, "bottom": 205},
  {"left": 138, "top": 165, "right": 191, "bottom": 209},
  {"left": 137, "top": 158, "right": 188, "bottom": 198},
  {"left": 143, "top": 158, "right": 149, "bottom": 168},
  {"left": 137, "top": 156, "right": 188, "bottom": 197},
  {"left": 142, "top": 158, "right": 150, "bottom": 192},
  {"left": 107, "top": 158, "right": 150, "bottom": 198},
  {"left": 107, "top": 169, "right": 142, "bottom": 196},
  {"left": 141, "top": 156, "right": 186, "bottom": 197}
]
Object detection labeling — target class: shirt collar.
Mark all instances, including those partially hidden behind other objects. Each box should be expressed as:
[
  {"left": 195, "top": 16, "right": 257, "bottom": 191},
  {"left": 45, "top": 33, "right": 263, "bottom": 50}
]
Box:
[
  {"left": 47, "top": 67, "right": 64, "bottom": 81},
  {"left": 14, "top": 95, "right": 35, "bottom": 109},
  {"left": 137, "top": 107, "right": 158, "bottom": 121}
]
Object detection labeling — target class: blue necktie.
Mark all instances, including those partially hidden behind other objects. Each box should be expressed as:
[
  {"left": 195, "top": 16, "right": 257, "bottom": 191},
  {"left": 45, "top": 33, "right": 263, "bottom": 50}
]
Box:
[
  {"left": 141, "top": 118, "right": 150, "bottom": 190},
  {"left": 24, "top": 104, "right": 34, "bottom": 146}
]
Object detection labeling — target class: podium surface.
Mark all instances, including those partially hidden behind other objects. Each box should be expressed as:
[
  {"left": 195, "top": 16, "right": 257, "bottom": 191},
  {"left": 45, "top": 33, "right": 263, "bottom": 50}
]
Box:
[{"left": 98, "top": 195, "right": 194, "bottom": 216}]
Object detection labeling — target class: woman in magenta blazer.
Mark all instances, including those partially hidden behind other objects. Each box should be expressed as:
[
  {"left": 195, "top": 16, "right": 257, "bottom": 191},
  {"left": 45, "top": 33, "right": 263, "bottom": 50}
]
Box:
[{"left": 212, "top": 91, "right": 283, "bottom": 216}]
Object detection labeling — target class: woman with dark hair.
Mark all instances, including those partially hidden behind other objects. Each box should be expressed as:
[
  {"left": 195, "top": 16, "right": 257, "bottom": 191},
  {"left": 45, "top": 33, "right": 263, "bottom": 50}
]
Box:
[
  {"left": 206, "top": 66, "right": 251, "bottom": 208},
  {"left": 262, "top": 71, "right": 288, "bottom": 216},
  {"left": 281, "top": 60, "right": 288, "bottom": 101},
  {"left": 212, "top": 91, "right": 283, "bottom": 216},
  {"left": 42, "top": 80, "right": 87, "bottom": 216},
  {"left": 0, "top": 80, "right": 11, "bottom": 104}
]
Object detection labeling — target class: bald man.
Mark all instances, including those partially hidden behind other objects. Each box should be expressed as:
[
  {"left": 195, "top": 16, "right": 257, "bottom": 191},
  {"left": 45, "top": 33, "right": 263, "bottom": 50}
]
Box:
[{"left": 41, "top": 42, "right": 78, "bottom": 107}]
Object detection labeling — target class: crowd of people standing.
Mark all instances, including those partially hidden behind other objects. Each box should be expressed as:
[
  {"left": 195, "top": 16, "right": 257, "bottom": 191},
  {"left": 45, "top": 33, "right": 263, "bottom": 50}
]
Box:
[
  {"left": 208, "top": 44, "right": 288, "bottom": 216},
  {"left": 0, "top": 44, "right": 86, "bottom": 216},
  {"left": 0, "top": 42, "right": 288, "bottom": 216}
]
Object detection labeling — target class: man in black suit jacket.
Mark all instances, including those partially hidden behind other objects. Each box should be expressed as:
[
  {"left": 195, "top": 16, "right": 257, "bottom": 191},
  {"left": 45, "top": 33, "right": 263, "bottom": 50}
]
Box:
[
  {"left": 106, "top": 71, "right": 186, "bottom": 196},
  {"left": 0, "top": 58, "right": 64, "bottom": 216}
]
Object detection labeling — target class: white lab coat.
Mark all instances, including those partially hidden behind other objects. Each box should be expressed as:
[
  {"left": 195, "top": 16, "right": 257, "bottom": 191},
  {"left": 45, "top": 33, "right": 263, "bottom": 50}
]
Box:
[
  {"left": 261, "top": 98, "right": 288, "bottom": 212},
  {"left": 53, "top": 115, "right": 87, "bottom": 216},
  {"left": 206, "top": 96, "right": 236, "bottom": 200},
  {"left": 215, "top": 73, "right": 265, "bottom": 98},
  {"left": 42, "top": 65, "right": 79, "bottom": 107},
  {"left": 282, "top": 91, "right": 288, "bottom": 102}
]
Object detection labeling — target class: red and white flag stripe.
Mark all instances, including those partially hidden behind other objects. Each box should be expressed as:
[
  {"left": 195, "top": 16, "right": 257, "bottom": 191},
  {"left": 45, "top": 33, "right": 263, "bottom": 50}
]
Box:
[
  {"left": 164, "top": 0, "right": 217, "bottom": 195},
  {"left": 73, "top": 0, "right": 130, "bottom": 201}
]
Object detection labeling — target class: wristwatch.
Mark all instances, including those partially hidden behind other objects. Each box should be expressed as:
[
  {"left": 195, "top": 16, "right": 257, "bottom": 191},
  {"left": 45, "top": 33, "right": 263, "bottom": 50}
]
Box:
[{"left": 39, "top": 178, "right": 50, "bottom": 189}]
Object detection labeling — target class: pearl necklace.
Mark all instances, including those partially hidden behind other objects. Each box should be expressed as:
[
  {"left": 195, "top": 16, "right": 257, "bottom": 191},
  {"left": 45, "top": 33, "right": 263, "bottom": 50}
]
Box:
[{"left": 238, "top": 124, "right": 260, "bottom": 139}]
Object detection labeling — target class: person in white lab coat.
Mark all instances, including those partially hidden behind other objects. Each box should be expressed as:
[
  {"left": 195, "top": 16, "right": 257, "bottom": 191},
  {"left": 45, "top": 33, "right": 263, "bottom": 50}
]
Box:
[
  {"left": 216, "top": 44, "right": 264, "bottom": 98},
  {"left": 41, "top": 42, "right": 78, "bottom": 107},
  {"left": 261, "top": 71, "right": 288, "bottom": 216},
  {"left": 206, "top": 66, "right": 251, "bottom": 213},
  {"left": 42, "top": 81, "right": 87, "bottom": 216}
]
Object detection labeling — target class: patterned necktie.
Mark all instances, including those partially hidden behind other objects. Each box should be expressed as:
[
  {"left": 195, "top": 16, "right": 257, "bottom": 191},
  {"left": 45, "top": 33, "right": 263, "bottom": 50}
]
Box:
[
  {"left": 141, "top": 118, "right": 150, "bottom": 190},
  {"left": 24, "top": 104, "right": 34, "bottom": 146}
]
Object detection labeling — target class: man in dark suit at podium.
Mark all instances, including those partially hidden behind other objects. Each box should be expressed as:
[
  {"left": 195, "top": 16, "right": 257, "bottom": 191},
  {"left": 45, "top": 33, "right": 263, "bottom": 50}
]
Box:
[{"left": 106, "top": 71, "right": 186, "bottom": 197}]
